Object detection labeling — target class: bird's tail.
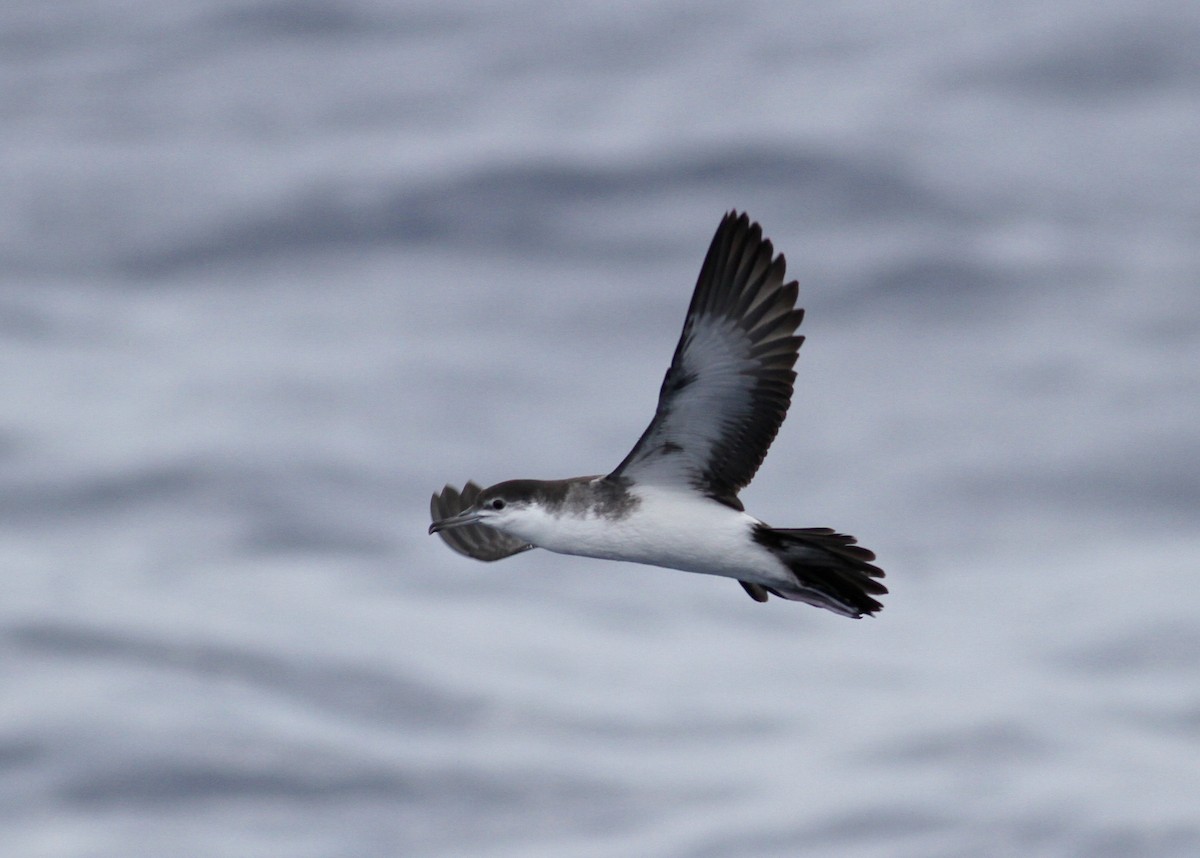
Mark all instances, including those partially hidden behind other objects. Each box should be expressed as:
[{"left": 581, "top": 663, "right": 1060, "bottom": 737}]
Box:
[{"left": 749, "top": 526, "right": 887, "bottom": 618}]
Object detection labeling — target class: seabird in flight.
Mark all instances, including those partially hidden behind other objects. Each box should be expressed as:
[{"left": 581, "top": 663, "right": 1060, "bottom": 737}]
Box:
[{"left": 429, "top": 211, "right": 886, "bottom": 617}]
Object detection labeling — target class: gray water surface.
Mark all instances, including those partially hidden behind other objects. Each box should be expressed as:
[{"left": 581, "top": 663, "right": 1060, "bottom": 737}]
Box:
[{"left": 4, "top": 2, "right": 1199, "bottom": 856}]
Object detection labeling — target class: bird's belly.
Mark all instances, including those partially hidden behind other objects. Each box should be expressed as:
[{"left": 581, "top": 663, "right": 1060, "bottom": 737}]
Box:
[{"left": 530, "top": 492, "right": 782, "bottom": 582}]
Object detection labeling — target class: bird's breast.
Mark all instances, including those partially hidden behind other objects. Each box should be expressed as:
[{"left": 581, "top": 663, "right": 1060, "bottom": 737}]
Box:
[{"left": 525, "top": 487, "right": 771, "bottom": 577}]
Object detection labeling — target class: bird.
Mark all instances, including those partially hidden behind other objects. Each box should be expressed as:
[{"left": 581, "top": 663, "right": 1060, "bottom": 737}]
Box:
[{"left": 429, "top": 211, "right": 885, "bottom": 617}]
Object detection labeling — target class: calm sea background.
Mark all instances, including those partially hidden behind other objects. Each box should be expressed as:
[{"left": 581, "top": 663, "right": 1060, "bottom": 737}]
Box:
[{"left": 3, "top": 2, "right": 1199, "bottom": 856}]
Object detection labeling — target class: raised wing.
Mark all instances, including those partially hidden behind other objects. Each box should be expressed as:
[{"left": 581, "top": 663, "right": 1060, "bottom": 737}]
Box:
[
  {"left": 608, "top": 211, "right": 804, "bottom": 506},
  {"left": 430, "top": 482, "right": 534, "bottom": 561}
]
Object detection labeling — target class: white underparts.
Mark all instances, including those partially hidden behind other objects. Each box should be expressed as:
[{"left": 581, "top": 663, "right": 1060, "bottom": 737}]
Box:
[{"left": 497, "top": 483, "right": 792, "bottom": 588}]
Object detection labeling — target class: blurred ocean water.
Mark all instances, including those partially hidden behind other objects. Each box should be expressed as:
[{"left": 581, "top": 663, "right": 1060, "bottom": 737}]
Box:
[{"left": 3, "top": 1, "right": 1199, "bottom": 856}]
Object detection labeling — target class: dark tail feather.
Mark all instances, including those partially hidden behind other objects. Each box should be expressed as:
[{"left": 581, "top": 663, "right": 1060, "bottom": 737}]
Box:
[{"left": 751, "top": 525, "right": 887, "bottom": 618}]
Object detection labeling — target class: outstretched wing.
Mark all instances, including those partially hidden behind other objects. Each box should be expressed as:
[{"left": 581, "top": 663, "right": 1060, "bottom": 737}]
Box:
[
  {"left": 429, "top": 482, "right": 534, "bottom": 561},
  {"left": 608, "top": 211, "right": 805, "bottom": 506}
]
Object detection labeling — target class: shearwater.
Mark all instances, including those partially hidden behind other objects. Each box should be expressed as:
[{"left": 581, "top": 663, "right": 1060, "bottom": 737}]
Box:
[{"left": 429, "top": 211, "right": 886, "bottom": 617}]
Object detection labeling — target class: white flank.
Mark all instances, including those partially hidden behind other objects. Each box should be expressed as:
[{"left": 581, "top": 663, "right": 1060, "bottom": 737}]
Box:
[{"left": 499, "top": 483, "right": 791, "bottom": 589}]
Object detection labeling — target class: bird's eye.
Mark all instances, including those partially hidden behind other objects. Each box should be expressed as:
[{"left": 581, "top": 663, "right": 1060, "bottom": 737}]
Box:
[{"left": 490, "top": 499, "right": 506, "bottom": 510}]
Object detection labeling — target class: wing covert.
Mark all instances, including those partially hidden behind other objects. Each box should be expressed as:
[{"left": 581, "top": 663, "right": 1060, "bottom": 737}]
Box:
[{"left": 608, "top": 211, "right": 805, "bottom": 505}]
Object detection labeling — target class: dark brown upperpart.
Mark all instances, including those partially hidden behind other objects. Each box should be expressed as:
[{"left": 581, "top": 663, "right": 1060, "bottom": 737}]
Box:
[{"left": 483, "top": 475, "right": 640, "bottom": 520}]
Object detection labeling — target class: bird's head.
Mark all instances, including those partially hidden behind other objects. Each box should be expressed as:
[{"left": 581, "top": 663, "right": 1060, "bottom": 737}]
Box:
[{"left": 428, "top": 480, "right": 543, "bottom": 536}]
